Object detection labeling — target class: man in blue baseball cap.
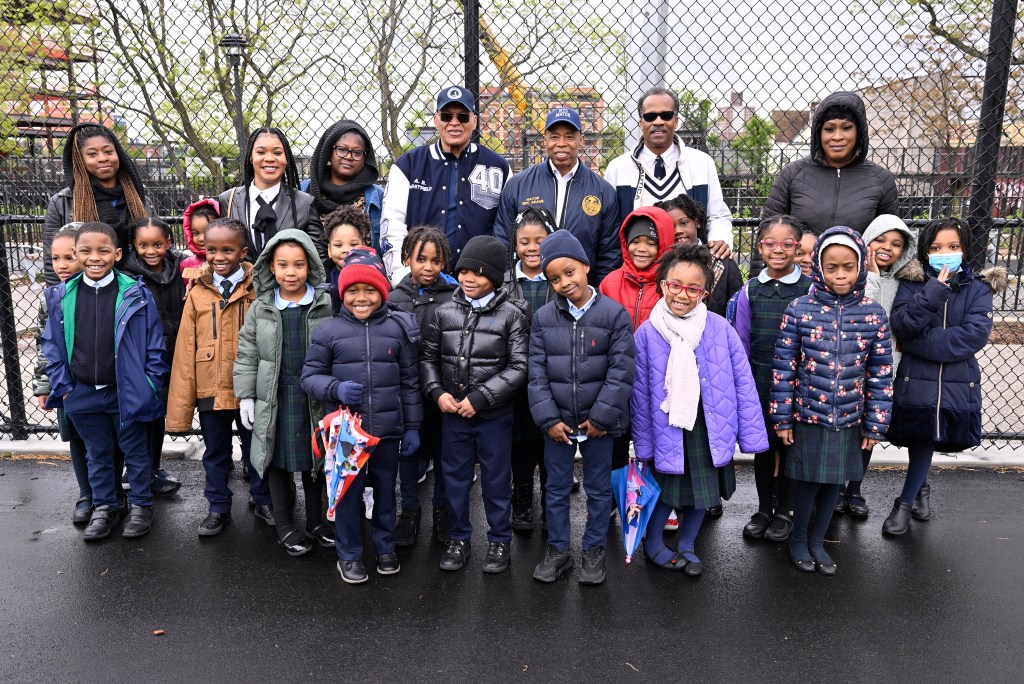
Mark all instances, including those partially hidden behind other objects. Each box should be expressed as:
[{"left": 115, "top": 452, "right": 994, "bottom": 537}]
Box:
[
  {"left": 493, "top": 106, "right": 620, "bottom": 286},
  {"left": 380, "top": 85, "right": 510, "bottom": 285}
]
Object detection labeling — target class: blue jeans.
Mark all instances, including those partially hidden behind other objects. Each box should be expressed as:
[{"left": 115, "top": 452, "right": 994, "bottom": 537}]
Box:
[{"left": 544, "top": 436, "right": 613, "bottom": 552}]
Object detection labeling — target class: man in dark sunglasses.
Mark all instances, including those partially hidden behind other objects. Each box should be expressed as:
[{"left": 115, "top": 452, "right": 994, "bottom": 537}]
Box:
[
  {"left": 380, "top": 85, "right": 510, "bottom": 284},
  {"left": 605, "top": 86, "right": 734, "bottom": 261}
]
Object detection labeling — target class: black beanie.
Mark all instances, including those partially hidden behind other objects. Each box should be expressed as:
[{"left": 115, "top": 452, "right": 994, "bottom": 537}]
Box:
[{"left": 454, "top": 235, "right": 507, "bottom": 287}]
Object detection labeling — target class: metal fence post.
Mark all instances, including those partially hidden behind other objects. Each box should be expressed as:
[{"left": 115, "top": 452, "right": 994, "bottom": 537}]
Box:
[
  {"left": 966, "top": 0, "right": 1019, "bottom": 270},
  {"left": 0, "top": 218, "right": 29, "bottom": 440},
  {"left": 464, "top": 0, "right": 481, "bottom": 141}
]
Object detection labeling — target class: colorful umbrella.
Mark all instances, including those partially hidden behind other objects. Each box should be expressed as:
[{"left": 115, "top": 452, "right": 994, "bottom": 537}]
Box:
[
  {"left": 611, "top": 458, "right": 661, "bottom": 563},
  {"left": 312, "top": 407, "right": 380, "bottom": 521}
]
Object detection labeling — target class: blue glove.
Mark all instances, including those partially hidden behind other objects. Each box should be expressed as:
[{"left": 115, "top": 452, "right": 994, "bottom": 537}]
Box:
[
  {"left": 336, "top": 381, "right": 364, "bottom": 405},
  {"left": 399, "top": 429, "right": 420, "bottom": 458}
]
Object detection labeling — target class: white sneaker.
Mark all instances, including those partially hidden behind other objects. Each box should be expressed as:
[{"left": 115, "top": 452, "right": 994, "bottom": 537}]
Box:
[
  {"left": 362, "top": 487, "right": 374, "bottom": 520},
  {"left": 664, "top": 510, "right": 679, "bottom": 531}
]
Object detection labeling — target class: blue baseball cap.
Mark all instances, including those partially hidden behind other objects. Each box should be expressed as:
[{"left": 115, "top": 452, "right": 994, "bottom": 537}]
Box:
[
  {"left": 436, "top": 85, "right": 476, "bottom": 113},
  {"left": 545, "top": 107, "right": 582, "bottom": 132}
]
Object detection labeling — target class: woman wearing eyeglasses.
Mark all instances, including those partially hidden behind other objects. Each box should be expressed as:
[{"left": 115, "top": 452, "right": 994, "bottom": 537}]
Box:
[
  {"left": 631, "top": 243, "right": 768, "bottom": 576},
  {"left": 303, "top": 120, "right": 385, "bottom": 253}
]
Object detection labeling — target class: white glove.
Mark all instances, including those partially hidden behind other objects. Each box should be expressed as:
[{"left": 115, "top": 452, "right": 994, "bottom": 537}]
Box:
[{"left": 239, "top": 398, "right": 255, "bottom": 430}]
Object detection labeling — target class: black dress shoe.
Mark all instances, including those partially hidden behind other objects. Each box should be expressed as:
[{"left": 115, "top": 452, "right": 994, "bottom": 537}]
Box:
[
  {"left": 376, "top": 552, "right": 401, "bottom": 575},
  {"left": 440, "top": 540, "right": 470, "bottom": 571},
  {"left": 279, "top": 531, "right": 314, "bottom": 557},
  {"left": 337, "top": 560, "right": 368, "bottom": 584},
  {"left": 790, "top": 553, "right": 816, "bottom": 573},
  {"left": 911, "top": 484, "right": 931, "bottom": 521},
  {"left": 83, "top": 506, "right": 120, "bottom": 542},
  {"left": 394, "top": 510, "right": 420, "bottom": 546},
  {"left": 816, "top": 560, "right": 838, "bottom": 576},
  {"left": 681, "top": 556, "right": 704, "bottom": 577},
  {"left": 152, "top": 469, "right": 181, "bottom": 497},
  {"left": 253, "top": 504, "right": 275, "bottom": 526},
  {"left": 483, "top": 542, "right": 511, "bottom": 574},
  {"left": 72, "top": 496, "right": 93, "bottom": 525},
  {"left": 305, "top": 523, "right": 336, "bottom": 547},
  {"left": 705, "top": 504, "right": 724, "bottom": 518},
  {"left": 833, "top": 492, "right": 847, "bottom": 515},
  {"left": 198, "top": 512, "right": 231, "bottom": 536},
  {"left": 846, "top": 493, "right": 870, "bottom": 518},
  {"left": 882, "top": 499, "right": 913, "bottom": 536},
  {"left": 122, "top": 505, "right": 154, "bottom": 538},
  {"left": 533, "top": 544, "right": 574, "bottom": 583},
  {"left": 742, "top": 511, "right": 772, "bottom": 539},
  {"left": 763, "top": 513, "right": 793, "bottom": 542}
]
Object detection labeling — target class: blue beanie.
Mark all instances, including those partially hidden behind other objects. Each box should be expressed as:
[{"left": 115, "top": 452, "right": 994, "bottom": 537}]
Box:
[{"left": 540, "top": 229, "right": 590, "bottom": 275}]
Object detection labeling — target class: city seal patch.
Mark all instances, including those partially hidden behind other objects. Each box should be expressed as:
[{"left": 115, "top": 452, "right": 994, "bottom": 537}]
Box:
[{"left": 582, "top": 195, "right": 601, "bottom": 217}]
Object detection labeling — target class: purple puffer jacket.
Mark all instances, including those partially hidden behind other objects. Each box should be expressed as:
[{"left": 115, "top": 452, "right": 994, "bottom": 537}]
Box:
[{"left": 631, "top": 312, "right": 769, "bottom": 474}]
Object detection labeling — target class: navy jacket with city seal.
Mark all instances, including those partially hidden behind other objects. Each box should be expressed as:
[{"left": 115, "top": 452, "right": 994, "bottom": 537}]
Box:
[
  {"left": 420, "top": 287, "right": 529, "bottom": 419},
  {"left": 886, "top": 261, "right": 1005, "bottom": 452},
  {"left": 493, "top": 160, "right": 620, "bottom": 287},
  {"left": 41, "top": 270, "right": 168, "bottom": 427},
  {"left": 380, "top": 141, "right": 510, "bottom": 283},
  {"left": 770, "top": 226, "right": 894, "bottom": 438},
  {"left": 527, "top": 290, "right": 635, "bottom": 435}
]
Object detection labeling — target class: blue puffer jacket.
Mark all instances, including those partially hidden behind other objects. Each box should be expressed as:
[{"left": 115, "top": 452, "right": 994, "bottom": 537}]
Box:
[
  {"left": 41, "top": 271, "right": 168, "bottom": 427},
  {"left": 632, "top": 309, "right": 768, "bottom": 471},
  {"left": 528, "top": 292, "right": 635, "bottom": 435},
  {"left": 300, "top": 304, "right": 422, "bottom": 439},
  {"left": 770, "top": 226, "right": 893, "bottom": 437},
  {"left": 886, "top": 264, "right": 1004, "bottom": 451}
]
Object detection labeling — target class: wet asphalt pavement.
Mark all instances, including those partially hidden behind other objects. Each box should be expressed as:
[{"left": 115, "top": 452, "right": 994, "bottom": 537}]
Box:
[{"left": 1, "top": 458, "right": 1022, "bottom": 683}]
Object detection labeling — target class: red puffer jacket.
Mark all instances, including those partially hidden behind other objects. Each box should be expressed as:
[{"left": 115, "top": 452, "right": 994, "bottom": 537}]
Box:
[{"left": 598, "top": 205, "right": 676, "bottom": 330}]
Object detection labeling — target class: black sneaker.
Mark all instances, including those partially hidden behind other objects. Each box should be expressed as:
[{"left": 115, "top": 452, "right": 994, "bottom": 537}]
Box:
[
  {"left": 511, "top": 505, "right": 534, "bottom": 531},
  {"left": 122, "top": 505, "right": 154, "bottom": 539},
  {"left": 83, "top": 505, "right": 120, "bottom": 542},
  {"left": 394, "top": 510, "right": 420, "bottom": 547},
  {"left": 482, "top": 542, "right": 511, "bottom": 574},
  {"left": 532, "top": 544, "right": 574, "bottom": 583},
  {"left": 376, "top": 552, "right": 401, "bottom": 575},
  {"left": 337, "top": 560, "right": 368, "bottom": 584},
  {"left": 579, "top": 546, "right": 606, "bottom": 585},
  {"left": 439, "top": 540, "right": 470, "bottom": 571}
]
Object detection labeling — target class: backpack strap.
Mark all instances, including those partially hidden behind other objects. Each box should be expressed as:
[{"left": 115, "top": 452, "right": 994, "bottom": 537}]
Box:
[{"left": 226, "top": 186, "right": 238, "bottom": 219}]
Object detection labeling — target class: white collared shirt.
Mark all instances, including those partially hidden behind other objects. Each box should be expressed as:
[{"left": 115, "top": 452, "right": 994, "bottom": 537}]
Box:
[
  {"left": 212, "top": 266, "right": 246, "bottom": 295},
  {"left": 566, "top": 286, "right": 597, "bottom": 320},
  {"left": 515, "top": 261, "right": 546, "bottom": 282},
  {"left": 639, "top": 143, "right": 679, "bottom": 176},
  {"left": 82, "top": 271, "right": 115, "bottom": 288},
  {"left": 274, "top": 284, "right": 315, "bottom": 310},
  {"left": 549, "top": 159, "right": 579, "bottom": 227},
  {"left": 248, "top": 181, "right": 282, "bottom": 227},
  {"left": 757, "top": 263, "right": 804, "bottom": 285}
]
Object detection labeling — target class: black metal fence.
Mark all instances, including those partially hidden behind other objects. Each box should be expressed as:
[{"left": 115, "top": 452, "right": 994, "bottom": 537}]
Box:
[{"left": 1, "top": 0, "right": 1022, "bottom": 444}]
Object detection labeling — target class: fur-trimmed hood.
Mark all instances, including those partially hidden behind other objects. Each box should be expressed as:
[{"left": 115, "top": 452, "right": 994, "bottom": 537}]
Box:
[
  {"left": 862, "top": 214, "right": 919, "bottom": 282},
  {"left": 978, "top": 266, "right": 1008, "bottom": 294}
]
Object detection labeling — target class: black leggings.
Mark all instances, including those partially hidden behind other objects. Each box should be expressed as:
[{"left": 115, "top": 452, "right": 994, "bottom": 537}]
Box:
[
  {"left": 754, "top": 447, "right": 795, "bottom": 515},
  {"left": 266, "top": 466, "right": 324, "bottom": 540},
  {"left": 844, "top": 449, "right": 874, "bottom": 497}
]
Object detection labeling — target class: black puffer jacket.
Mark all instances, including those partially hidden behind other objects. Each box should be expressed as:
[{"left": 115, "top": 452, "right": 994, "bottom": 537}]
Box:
[
  {"left": 527, "top": 292, "right": 635, "bottom": 435},
  {"left": 762, "top": 91, "right": 899, "bottom": 236},
  {"left": 119, "top": 250, "right": 186, "bottom": 366},
  {"left": 388, "top": 272, "right": 458, "bottom": 337},
  {"left": 300, "top": 305, "right": 423, "bottom": 439},
  {"left": 420, "top": 288, "right": 529, "bottom": 419}
]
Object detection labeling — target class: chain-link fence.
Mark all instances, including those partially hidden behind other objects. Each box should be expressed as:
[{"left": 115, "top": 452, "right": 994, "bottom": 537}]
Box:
[{"left": 2, "top": 0, "right": 1022, "bottom": 443}]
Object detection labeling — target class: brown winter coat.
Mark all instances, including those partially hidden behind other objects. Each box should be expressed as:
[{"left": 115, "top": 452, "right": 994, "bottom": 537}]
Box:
[{"left": 167, "top": 262, "right": 256, "bottom": 430}]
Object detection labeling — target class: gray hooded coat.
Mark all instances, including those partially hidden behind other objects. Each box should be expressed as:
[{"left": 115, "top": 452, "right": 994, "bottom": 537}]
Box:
[{"left": 862, "top": 214, "right": 922, "bottom": 370}]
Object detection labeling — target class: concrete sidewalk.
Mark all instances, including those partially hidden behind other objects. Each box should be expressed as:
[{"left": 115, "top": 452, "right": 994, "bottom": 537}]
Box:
[{"left": 3, "top": 436, "right": 1023, "bottom": 467}]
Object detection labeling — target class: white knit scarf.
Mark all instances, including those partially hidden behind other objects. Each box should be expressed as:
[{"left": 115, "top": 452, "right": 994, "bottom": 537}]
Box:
[{"left": 648, "top": 298, "right": 707, "bottom": 430}]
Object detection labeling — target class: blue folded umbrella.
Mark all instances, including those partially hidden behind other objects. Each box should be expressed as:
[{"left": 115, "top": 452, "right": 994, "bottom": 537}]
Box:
[{"left": 611, "top": 459, "right": 661, "bottom": 563}]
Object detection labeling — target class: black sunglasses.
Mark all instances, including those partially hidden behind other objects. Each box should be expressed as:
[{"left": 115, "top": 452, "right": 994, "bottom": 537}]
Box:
[
  {"left": 438, "top": 112, "right": 472, "bottom": 124},
  {"left": 642, "top": 110, "right": 677, "bottom": 122}
]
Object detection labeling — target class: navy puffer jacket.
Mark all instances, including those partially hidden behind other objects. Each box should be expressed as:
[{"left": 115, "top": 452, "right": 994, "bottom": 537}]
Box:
[
  {"left": 300, "top": 305, "right": 422, "bottom": 439},
  {"left": 527, "top": 292, "right": 635, "bottom": 435},
  {"left": 886, "top": 264, "right": 1004, "bottom": 451},
  {"left": 770, "top": 226, "right": 893, "bottom": 437}
]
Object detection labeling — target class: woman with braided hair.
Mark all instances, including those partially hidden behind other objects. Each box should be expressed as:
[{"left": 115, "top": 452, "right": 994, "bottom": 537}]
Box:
[
  {"left": 42, "top": 123, "right": 153, "bottom": 285},
  {"left": 218, "top": 127, "right": 326, "bottom": 265}
]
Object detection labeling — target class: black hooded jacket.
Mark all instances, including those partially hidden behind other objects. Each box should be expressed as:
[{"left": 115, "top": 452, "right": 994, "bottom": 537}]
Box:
[
  {"left": 42, "top": 123, "right": 154, "bottom": 285},
  {"left": 762, "top": 91, "right": 899, "bottom": 236},
  {"left": 119, "top": 249, "right": 186, "bottom": 365}
]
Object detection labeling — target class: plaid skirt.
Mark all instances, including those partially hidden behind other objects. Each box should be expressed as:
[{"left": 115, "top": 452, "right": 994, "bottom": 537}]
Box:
[
  {"left": 785, "top": 422, "right": 862, "bottom": 484},
  {"left": 652, "top": 406, "right": 736, "bottom": 510}
]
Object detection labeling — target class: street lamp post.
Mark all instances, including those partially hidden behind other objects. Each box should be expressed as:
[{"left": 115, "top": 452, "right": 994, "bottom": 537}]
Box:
[{"left": 219, "top": 33, "right": 248, "bottom": 162}]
